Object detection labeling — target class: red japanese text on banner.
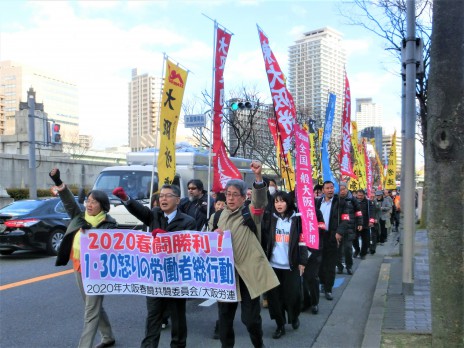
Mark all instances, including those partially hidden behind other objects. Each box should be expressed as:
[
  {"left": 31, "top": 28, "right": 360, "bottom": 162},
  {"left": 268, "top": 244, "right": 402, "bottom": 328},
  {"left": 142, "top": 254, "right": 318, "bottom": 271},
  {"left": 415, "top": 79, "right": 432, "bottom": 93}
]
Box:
[
  {"left": 212, "top": 26, "right": 241, "bottom": 192},
  {"left": 257, "top": 25, "right": 295, "bottom": 161},
  {"left": 294, "top": 124, "right": 319, "bottom": 249}
]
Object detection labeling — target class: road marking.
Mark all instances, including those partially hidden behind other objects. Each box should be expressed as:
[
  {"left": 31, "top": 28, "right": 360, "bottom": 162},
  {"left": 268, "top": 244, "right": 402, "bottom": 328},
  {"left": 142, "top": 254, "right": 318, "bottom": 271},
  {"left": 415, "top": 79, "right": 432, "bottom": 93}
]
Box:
[
  {"left": 199, "top": 298, "right": 217, "bottom": 307},
  {"left": 0, "top": 269, "right": 74, "bottom": 291}
]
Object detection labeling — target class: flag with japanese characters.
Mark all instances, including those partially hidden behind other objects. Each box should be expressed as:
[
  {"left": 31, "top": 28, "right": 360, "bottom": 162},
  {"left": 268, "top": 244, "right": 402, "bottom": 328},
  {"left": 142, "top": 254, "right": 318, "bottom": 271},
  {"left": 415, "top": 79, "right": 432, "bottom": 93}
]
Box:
[
  {"left": 363, "top": 138, "right": 374, "bottom": 197},
  {"left": 384, "top": 131, "right": 397, "bottom": 189},
  {"left": 348, "top": 121, "right": 366, "bottom": 192},
  {"left": 158, "top": 59, "right": 188, "bottom": 185},
  {"left": 340, "top": 74, "right": 357, "bottom": 179},
  {"left": 212, "top": 25, "right": 242, "bottom": 192},
  {"left": 370, "top": 138, "right": 385, "bottom": 185},
  {"left": 257, "top": 25, "right": 295, "bottom": 166},
  {"left": 294, "top": 124, "right": 319, "bottom": 249},
  {"left": 268, "top": 118, "right": 296, "bottom": 191}
]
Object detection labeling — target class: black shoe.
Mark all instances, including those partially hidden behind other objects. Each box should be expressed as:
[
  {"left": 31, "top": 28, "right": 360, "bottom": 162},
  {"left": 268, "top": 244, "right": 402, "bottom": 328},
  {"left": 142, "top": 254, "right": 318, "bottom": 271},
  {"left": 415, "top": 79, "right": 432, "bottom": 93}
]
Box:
[
  {"left": 272, "top": 326, "right": 286, "bottom": 339},
  {"left": 360, "top": 255, "right": 366, "bottom": 260},
  {"left": 346, "top": 268, "right": 353, "bottom": 275},
  {"left": 337, "top": 267, "right": 343, "bottom": 274},
  {"left": 311, "top": 305, "right": 319, "bottom": 314},
  {"left": 95, "top": 340, "right": 115, "bottom": 348},
  {"left": 213, "top": 320, "right": 219, "bottom": 339},
  {"left": 353, "top": 251, "right": 359, "bottom": 258},
  {"left": 291, "top": 318, "right": 300, "bottom": 330},
  {"left": 370, "top": 249, "right": 376, "bottom": 255},
  {"left": 325, "top": 291, "right": 333, "bottom": 300}
]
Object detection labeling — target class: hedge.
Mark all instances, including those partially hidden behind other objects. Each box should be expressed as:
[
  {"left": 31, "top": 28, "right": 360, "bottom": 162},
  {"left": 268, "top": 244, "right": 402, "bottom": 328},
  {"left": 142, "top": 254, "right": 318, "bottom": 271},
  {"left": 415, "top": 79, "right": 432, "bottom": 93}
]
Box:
[{"left": 6, "top": 186, "right": 82, "bottom": 200}]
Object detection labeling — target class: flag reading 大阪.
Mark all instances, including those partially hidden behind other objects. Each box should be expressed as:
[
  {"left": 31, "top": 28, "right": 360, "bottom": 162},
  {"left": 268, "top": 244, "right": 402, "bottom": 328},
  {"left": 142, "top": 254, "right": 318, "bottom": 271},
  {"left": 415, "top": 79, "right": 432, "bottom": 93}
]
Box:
[
  {"left": 211, "top": 24, "right": 242, "bottom": 192},
  {"left": 80, "top": 229, "right": 237, "bottom": 301},
  {"left": 257, "top": 25, "right": 295, "bottom": 165},
  {"left": 294, "top": 124, "right": 319, "bottom": 249},
  {"left": 384, "top": 131, "right": 397, "bottom": 189},
  {"left": 340, "top": 74, "right": 357, "bottom": 179},
  {"left": 158, "top": 59, "right": 188, "bottom": 185},
  {"left": 321, "top": 93, "right": 339, "bottom": 193}
]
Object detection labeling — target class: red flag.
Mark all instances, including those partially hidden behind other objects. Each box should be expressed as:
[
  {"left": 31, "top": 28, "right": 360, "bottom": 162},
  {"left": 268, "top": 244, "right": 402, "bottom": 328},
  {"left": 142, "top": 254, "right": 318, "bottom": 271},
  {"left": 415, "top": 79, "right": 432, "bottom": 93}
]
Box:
[
  {"left": 340, "top": 73, "right": 357, "bottom": 179},
  {"left": 212, "top": 26, "right": 241, "bottom": 192},
  {"left": 363, "top": 138, "right": 373, "bottom": 197},
  {"left": 257, "top": 25, "right": 295, "bottom": 164}
]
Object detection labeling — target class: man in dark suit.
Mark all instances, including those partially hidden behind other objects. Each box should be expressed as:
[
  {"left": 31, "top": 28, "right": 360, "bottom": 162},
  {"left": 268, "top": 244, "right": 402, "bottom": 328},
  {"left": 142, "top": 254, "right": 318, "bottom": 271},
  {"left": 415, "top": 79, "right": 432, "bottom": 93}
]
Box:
[{"left": 113, "top": 184, "right": 195, "bottom": 348}]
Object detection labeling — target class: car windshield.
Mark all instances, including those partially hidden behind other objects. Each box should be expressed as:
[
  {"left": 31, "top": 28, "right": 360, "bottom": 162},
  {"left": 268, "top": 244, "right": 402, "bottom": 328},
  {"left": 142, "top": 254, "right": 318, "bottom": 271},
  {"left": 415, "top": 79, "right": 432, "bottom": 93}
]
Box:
[
  {"left": 0, "top": 200, "right": 44, "bottom": 215},
  {"left": 93, "top": 170, "right": 158, "bottom": 200}
]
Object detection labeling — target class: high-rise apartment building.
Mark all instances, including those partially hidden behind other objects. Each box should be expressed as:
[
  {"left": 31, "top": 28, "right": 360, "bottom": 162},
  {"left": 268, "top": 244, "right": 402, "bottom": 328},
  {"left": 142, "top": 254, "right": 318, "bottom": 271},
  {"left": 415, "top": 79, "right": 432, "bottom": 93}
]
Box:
[
  {"left": 0, "top": 94, "right": 5, "bottom": 135},
  {"left": 0, "top": 60, "right": 79, "bottom": 142},
  {"left": 355, "top": 98, "right": 383, "bottom": 132},
  {"left": 288, "top": 27, "right": 346, "bottom": 141},
  {"left": 128, "top": 68, "right": 162, "bottom": 151}
]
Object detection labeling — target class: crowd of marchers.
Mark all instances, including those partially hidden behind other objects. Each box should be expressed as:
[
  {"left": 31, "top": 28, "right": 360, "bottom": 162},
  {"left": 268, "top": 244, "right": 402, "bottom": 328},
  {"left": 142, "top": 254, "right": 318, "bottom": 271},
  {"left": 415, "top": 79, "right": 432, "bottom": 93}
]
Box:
[{"left": 48, "top": 161, "right": 398, "bottom": 348}]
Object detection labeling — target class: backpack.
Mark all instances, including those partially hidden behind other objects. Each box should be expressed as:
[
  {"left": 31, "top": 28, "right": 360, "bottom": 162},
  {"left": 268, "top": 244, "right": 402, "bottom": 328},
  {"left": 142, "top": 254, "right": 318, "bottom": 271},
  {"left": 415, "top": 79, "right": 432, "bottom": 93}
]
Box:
[{"left": 212, "top": 204, "right": 257, "bottom": 235}]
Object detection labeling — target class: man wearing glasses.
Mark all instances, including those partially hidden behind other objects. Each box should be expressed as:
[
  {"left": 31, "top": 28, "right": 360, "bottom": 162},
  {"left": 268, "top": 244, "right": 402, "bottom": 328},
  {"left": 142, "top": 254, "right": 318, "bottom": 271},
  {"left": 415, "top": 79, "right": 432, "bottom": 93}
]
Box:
[
  {"left": 112, "top": 184, "right": 195, "bottom": 348},
  {"left": 179, "top": 179, "right": 215, "bottom": 231},
  {"left": 209, "top": 160, "right": 279, "bottom": 348}
]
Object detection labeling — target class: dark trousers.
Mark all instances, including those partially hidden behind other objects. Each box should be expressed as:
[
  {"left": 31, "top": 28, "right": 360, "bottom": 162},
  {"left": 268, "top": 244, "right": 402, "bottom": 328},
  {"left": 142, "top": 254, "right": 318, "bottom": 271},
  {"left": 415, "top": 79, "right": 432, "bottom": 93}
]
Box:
[
  {"left": 370, "top": 225, "right": 378, "bottom": 253},
  {"left": 353, "top": 229, "right": 370, "bottom": 257},
  {"left": 267, "top": 267, "right": 301, "bottom": 327},
  {"left": 379, "top": 219, "right": 388, "bottom": 243},
  {"left": 141, "top": 297, "right": 187, "bottom": 348},
  {"left": 302, "top": 252, "right": 321, "bottom": 308},
  {"left": 337, "top": 236, "right": 354, "bottom": 269},
  {"left": 218, "top": 278, "right": 263, "bottom": 348},
  {"left": 319, "top": 243, "right": 337, "bottom": 293}
]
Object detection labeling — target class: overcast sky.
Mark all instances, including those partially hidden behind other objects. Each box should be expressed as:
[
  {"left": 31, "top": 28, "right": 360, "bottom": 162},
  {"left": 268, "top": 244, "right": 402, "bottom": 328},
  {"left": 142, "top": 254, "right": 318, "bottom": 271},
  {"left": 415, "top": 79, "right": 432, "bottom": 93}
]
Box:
[{"left": 0, "top": 0, "right": 402, "bottom": 150}]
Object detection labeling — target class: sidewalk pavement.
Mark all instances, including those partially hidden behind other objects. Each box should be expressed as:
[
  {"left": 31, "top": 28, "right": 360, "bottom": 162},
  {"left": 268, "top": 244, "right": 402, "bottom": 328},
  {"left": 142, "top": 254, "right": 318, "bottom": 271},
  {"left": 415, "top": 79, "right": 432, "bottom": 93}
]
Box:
[
  {"left": 312, "top": 228, "right": 432, "bottom": 348},
  {"left": 362, "top": 229, "right": 432, "bottom": 347}
]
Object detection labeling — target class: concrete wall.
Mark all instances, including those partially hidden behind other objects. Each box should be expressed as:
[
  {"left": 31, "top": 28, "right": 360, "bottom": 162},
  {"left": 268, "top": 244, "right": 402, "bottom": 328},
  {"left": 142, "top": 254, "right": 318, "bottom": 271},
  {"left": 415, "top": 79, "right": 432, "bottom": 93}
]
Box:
[{"left": 0, "top": 153, "right": 116, "bottom": 192}]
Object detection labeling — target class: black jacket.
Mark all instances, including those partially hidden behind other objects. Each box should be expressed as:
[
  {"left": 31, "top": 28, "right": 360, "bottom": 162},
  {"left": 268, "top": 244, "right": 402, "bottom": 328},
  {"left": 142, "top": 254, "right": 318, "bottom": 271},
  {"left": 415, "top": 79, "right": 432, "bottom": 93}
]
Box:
[
  {"left": 357, "top": 197, "right": 377, "bottom": 229},
  {"left": 125, "top": 199, "right": 196, "bottom": 232},
  {"left": 56, "top": 186, "right": 118, "bottom": 266},
  {"left": 315, "top": 194, "right": 349, "bottom": 247},
  {"left": 264, "top": 212, "right": 308, "bottom": 270},
  {"left": 179, "top": 191, "right": 214, "bottom": 231},
  {"left": 340, "top": 192, "right": 363, "bottom": 239}
]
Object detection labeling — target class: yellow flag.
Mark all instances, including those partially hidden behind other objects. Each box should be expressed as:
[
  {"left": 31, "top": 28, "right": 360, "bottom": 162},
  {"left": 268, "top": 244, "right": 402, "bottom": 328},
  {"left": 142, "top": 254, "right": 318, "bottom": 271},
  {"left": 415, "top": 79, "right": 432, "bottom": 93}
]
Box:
[
  {"left": 384, "top": 131, "right": 397, "bottom": 189},
  {"left": 349, "top": 122, "right": 360, "bottom": 191},
  {"left": 158, "top": 59, "right": 188, "bottom": 185},
  {"left": 276, "top": 136, "right": 296, "bottom": 191},
  {"left": 370, "top": 138, "right": 385, "bottom": 186}
]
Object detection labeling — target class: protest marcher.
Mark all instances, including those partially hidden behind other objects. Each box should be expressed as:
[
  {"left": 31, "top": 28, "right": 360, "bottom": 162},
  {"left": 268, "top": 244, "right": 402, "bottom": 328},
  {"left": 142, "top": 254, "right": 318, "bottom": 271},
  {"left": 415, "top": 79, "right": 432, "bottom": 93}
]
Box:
[
  {"left": 263, "top": 191, "right": 308, "bottom": 339},
  {"left": 179, "top": 179, "right": 214, "bottom": 231},
  {"left": 50, "top": 168, "right": 117, "bottom": 348},
  {"left": 112, "top": 184, "right": 195, "bottom": 348},
  {"left": 209, "top": 160, "right": 279, "bottom": 348}
]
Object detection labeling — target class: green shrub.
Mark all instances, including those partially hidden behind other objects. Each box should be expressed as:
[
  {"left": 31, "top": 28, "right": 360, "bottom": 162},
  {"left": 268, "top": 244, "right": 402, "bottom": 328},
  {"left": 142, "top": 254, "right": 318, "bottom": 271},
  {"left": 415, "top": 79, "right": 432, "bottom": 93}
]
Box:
[{"left": 6, "top": 187, "right": 81, "bottom": 200}]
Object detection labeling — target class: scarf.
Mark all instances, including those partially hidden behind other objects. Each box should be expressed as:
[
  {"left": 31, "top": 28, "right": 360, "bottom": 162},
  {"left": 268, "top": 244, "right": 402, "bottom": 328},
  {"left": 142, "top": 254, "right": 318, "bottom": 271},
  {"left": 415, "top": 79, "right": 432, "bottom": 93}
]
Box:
[{"left": 72, "top": 211, "right": 106, "bottom": 271}]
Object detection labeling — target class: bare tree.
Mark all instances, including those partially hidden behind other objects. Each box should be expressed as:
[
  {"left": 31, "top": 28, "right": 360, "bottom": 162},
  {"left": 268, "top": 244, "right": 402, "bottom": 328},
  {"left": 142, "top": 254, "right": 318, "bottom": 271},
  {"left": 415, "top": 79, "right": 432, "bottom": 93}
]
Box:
[
  {"left": 426, "top": 0, "right": 464, "bottom": 344},
  {"left": 60, "top": 128, "right": 93, "bottom": 158},
  {"left": 340, "top": 0, "right": 432, "bottom": 145}
]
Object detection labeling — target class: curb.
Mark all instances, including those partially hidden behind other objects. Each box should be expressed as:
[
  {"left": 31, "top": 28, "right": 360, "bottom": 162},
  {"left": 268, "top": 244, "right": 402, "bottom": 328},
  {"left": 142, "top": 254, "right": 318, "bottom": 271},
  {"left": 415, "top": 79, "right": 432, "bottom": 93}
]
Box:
[{"left": 361, "top": 260, "right": 391, "bottom": 348}]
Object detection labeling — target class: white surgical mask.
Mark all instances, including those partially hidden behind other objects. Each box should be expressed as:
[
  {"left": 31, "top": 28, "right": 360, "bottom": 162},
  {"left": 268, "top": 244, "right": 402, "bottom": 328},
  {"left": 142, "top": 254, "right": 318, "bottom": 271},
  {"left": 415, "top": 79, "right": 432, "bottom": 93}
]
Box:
[{"left": 268, "top": 186, "right": 276, "bottom": 195}]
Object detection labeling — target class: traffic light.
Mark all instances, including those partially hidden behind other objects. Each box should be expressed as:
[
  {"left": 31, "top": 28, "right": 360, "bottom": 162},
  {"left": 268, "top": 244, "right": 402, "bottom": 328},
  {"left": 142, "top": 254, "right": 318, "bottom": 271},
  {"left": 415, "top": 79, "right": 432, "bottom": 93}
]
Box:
[
  {"left": 50, "top": 122, "right": 62, "bottom": 144},
  {"left": 230, "top": 100, "right": 255, "bottom": 111}
]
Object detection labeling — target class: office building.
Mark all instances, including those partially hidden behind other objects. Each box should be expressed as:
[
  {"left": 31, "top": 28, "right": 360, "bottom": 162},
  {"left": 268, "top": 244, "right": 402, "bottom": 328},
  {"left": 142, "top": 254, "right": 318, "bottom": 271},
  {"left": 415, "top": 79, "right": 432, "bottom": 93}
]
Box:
[
  {"left": 0, "top": 60, "right": 79, "bottom": 143},
  {"left": 128, "top": 68, "right": 162, "bottom": 151},
  {"left": 355, "top": 98, "right": 383, "bottom": 132},
  {"left": 0, "top": 94, "right": 5, "bottom": 135},
  {"left": 288, "top": 27, "right": 346, "bottom": 141},
  {"left": 360, "top": 126, "right": 383, "bottom": 158}
]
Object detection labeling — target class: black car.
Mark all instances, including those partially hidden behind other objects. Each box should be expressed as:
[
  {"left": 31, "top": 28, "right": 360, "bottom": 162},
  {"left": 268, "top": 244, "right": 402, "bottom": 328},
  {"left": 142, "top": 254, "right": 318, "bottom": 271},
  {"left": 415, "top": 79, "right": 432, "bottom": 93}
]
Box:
[{"left": 0, "top": 197, "right": 84, "bottom": 256}]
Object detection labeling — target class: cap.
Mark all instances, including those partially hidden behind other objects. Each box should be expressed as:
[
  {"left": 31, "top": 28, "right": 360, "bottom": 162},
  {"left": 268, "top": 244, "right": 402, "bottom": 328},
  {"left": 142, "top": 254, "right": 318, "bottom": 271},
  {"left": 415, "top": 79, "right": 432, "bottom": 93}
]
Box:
[
  {"left": 339, "top": 182, "right": 348, "bottom": 188},
  {"left": 375, "top": 190, "right": 384, "bottom": 196}
]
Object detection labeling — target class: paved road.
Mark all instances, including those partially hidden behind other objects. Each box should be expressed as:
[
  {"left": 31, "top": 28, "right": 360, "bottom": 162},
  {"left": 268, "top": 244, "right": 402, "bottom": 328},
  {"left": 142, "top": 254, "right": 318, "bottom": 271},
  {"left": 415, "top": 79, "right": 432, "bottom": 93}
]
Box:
[{"left": 0, "top": 243, "right": 392, "bottom": 348}]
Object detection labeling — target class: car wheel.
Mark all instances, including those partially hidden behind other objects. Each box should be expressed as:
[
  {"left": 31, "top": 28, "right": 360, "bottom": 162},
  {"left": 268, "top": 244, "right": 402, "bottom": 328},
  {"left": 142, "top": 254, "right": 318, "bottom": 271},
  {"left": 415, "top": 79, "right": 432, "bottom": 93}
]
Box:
[
  {"left": 47, "top": 229, "right": 65, "bottom": 256},
  {"left": 0, "top": 250, "right": 14, "bottom": 256}
]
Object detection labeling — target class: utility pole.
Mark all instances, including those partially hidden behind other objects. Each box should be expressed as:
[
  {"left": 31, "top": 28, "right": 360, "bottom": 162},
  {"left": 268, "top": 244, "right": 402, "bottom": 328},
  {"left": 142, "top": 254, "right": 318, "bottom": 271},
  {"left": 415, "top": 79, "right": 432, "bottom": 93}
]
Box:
[
  {"left": 402, "top": 0, "right": 417, "bottom": 295},
  {"left": 27, "top": 88, "right": 38, "bottom": 199}
]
